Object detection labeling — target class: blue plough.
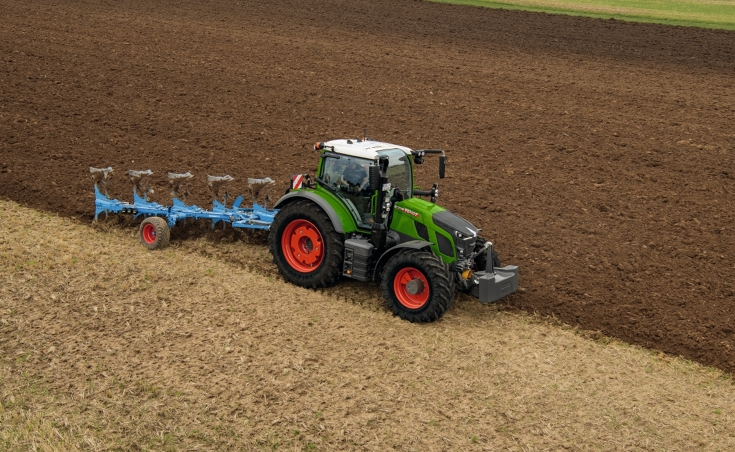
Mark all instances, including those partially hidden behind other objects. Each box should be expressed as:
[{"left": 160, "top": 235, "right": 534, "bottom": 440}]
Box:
[{"left": 91, "top": 167, "right": 277, "bottom": 234}]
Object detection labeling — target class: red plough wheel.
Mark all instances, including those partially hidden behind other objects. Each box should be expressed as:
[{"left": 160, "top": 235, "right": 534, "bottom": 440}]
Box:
[{"left": 142, "top": 223, "right": 158, "bottom": 244}]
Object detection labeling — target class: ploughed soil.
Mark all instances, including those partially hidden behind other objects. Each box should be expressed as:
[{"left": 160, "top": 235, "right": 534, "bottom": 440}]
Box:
[{"left": 1, "top": 0, "right": 735, "bottom": 372}]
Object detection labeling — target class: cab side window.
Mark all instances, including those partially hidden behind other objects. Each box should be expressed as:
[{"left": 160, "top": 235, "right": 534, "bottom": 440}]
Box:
[
  {"left": 322, "top": 157, "right": 367, "bottom": 191},
  {"left": 321, "top": 156, "right": 374, "bottom": 226}
]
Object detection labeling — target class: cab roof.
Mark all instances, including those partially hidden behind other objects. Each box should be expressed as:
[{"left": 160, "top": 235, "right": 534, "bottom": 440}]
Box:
[{"left": 323, "top": 139, "right": 412, "bottom": 160}]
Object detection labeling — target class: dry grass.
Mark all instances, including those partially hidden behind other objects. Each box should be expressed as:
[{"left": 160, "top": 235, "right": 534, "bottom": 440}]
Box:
[{"left": 1, "top": 199, "right": 735, "bottom": 451}]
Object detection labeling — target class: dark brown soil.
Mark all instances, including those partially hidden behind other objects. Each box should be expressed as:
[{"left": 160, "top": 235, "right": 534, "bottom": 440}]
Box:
[{"left": 2, "top": 0, "right": 735, "bottom": 372}]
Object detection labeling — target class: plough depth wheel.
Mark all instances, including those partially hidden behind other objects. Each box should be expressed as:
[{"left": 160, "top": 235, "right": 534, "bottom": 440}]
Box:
[{"left": 139, "top": 217, "right": 170, "bottom": 250}]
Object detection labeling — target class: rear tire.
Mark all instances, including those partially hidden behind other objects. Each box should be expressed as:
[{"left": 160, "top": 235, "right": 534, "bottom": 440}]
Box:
[
  {"left": 139, "top": 216, "right": 170, "bottom": 250},
  {"left": 268, "top": 200, "right": 343, "bottom": 289},
  {"left": 381, "top": 249, "right": 453, "bottom": 323}
]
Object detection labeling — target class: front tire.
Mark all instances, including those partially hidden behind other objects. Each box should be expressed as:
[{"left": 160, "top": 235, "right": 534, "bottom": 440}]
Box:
[
  {"left": 381, "top": 249, "right": 454, "bottom": 323},
  {"left": 268, "top": 200, "right": 343, "bottom": 289}
]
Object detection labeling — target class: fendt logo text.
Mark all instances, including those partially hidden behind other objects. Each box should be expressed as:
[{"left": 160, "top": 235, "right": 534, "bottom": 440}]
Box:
[{"left": 396, "top": 206, "right": 419, "bottom": 217}]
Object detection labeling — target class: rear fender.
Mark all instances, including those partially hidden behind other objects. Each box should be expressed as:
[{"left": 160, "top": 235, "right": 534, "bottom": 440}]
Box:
[
  {"left": 372, "top": 240, "right": 434, "bottom": 281},
  {"left": 274, "top": 190, "right": 355, "bottom": 234}
]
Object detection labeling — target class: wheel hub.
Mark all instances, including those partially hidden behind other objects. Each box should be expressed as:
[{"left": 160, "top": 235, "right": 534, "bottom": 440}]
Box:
[
  {"left": 405, "top": 278, "right": 424, "bottom": 295},
  {"left": 281, "top": 219, "right": 324, "bottom": 273},
  {"left": 142, "top": 223, "right": 157, "bottom": 243},
  {"left": 393, "top": 267, "right": 430, "bottom": 309}
]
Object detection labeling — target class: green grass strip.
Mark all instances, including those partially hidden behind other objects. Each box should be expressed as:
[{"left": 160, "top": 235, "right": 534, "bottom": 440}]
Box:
[{"left": 428, "top": 0, "right": 735, "bottom": 30}]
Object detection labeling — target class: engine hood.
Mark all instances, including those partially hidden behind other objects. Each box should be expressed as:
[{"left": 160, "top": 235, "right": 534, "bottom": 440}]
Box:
[
  {"left": 432, "top": 210, "right": 479, "bottom": 239},
  {"left": 432, "top": 210, "right": 479, "bottom": 258}
]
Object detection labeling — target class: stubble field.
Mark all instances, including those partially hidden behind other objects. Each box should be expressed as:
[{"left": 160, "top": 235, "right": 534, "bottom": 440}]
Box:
[{"left": 2, "top": 200, "right": 735, "bottom": 450}]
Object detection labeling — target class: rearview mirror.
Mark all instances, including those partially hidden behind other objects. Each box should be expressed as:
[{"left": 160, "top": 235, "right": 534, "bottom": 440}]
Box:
[{"left": 369, "top": 165, "right": 380, "bottom": 190}]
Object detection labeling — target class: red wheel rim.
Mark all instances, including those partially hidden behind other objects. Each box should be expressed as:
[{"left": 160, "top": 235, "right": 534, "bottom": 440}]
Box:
[
  {"left": 281, "top": 219, "right": 324, "bottom": 273},
  {"left": 393, "top": 267, "right": 430, "bottom": 309},
  {"left": 142, "top": 223, "right": 157, "bottom": 244}
]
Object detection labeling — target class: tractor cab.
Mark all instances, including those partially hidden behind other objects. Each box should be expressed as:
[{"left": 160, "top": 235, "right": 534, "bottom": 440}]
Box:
[{"left": 315, "top": 140, "right": 414, "bottom": 229}]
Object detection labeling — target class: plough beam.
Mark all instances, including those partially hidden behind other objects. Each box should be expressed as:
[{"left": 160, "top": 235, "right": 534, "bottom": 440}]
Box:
[{"left": 92, "top": 168, "right": 278, "bottom": 232}]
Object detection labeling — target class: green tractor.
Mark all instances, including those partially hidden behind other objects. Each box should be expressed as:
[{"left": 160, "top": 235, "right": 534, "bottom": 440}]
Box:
[{"left": 269, "top": 138, "right": 519, "bottom": 322}]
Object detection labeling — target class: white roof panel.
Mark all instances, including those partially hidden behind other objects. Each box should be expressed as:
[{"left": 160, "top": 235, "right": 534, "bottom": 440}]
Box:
[{"left": 323, "top": 139, "right": 412, "bottom": 160}]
